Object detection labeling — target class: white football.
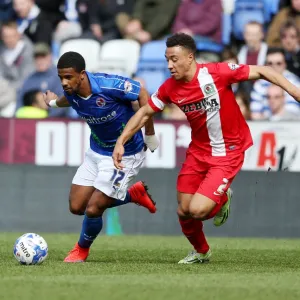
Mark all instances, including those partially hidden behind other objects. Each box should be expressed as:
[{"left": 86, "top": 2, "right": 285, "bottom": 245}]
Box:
[{"left": 13, "top": 233, "right": 48, "bottom": 265}]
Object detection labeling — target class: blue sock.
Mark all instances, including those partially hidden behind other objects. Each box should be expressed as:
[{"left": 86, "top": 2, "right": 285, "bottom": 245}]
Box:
[
  {"left": 109, "top": 191, "right": 131, "bottom": 207},
  {"left": 78, "top": 215, "right": 103, "bottom": 248}
]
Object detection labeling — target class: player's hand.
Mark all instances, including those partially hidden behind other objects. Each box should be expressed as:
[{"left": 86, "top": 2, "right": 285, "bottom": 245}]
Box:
[
  {"left": 43, "top": 90, "right": 58, "bottom": 107},
  {"left": 144, "top": 135, "right": 159, "bottom": 152},
  {"left": 112, "top": 142, "right": 125, "bottom": 170}
]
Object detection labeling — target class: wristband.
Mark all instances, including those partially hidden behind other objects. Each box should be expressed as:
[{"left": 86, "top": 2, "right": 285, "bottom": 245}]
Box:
[{"left": 49, "top": 99, "right": 58, "bottom": 108}]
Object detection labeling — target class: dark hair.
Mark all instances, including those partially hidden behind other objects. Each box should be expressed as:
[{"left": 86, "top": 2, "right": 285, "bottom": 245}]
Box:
[
  {"left": 266, "top": 47, "right": 285, "bottom": 57},
  {"left": 221, "top": 47, "right": 238, "bottom": 62},
  {"left": 23, "top": 90, "right": 41, "bottom": 106},
  {"left": 235, "top": 87, "right": 251, "bottom": 120},
  {"left": 57, "top": 51, "right": 85, "bottom": 73},
  {"left": 166, "top": 33, "right": 197, "bottom": 55},
  {"left": 1, "top": 20, "right": 18, "bottom": 30},
  {"left": 280, "top": 19, "right": 299, "bottom": 37}
]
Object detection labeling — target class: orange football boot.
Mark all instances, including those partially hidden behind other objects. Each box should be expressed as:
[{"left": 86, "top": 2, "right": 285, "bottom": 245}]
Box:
[
  {"left": 128, "top": 181, "right": 156, "bottom": 213},
  {"left": 63, "top": 243, "right": 90, "bottom": 263}
]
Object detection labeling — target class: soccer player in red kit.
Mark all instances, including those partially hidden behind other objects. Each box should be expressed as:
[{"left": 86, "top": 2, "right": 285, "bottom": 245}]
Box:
[{"left": 112, "top": 33, "right": 300, "bottom": 264}]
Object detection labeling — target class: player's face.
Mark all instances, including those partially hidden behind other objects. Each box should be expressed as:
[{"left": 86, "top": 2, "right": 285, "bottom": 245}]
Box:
[
  {"left": 58, "top": 68, "right": 83, "bottom": 95},
  {"left": 165, "top": 46, "right": 194, "bottom": 80}
]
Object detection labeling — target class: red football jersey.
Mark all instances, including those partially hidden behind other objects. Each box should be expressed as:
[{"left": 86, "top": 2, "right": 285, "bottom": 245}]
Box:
[{"left": 149, "top": 62, "right": 253, "bottom": 158}]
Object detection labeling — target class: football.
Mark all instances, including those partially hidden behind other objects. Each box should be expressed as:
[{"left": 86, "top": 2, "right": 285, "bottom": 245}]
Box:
[{"left": 13, "top": 233, "right": 48, "bottom": 265}]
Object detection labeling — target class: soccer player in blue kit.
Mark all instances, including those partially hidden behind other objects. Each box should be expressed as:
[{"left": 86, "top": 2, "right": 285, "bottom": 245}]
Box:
[{"left": 43, "top": 52, "right": 159, "bottom": 262}]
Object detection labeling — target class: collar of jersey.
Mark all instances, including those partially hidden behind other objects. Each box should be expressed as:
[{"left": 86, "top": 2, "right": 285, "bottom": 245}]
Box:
[{"left": 86, "top": 71, "right": 101, "bottom": 94}]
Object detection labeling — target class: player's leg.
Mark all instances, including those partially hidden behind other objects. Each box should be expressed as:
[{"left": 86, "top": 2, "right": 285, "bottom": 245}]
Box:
[
  {"left": 64, "top": 188, "right": 116, "bottom": 263},
  {"left": 69, "top": 184, "right": 95, "bottom": 215},
  {"left": 213, "top": 154, "right": 244, "bottom": 226},
  {"left": 69, "top": 149, "right": 98, "bottom": 215},
  {"left": 64, "top": 150, "right": 155, "bottom": 262},
  {"left": 177, "top": 172, "right": 211, "bottom": 264},
  {"left": 188, "top": 154, "right": 245, "bottom": 223},
  {"left": 95, "top": 150, "right": 156, "bottom": 213}
]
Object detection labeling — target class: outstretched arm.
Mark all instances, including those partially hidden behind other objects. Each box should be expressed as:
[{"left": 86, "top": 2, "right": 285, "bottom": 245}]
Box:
[
  {"left": 248, "top": 66, "right": 300, "bottom": 102},
  {"left": 113, "top": 103, "right": 156, "bottom": 169},
  {"left": 43, "top": 90, "right": 71, "bottom": 108},
  {"left": 137, "top": 86, "right": 155, "bottom": 135}
]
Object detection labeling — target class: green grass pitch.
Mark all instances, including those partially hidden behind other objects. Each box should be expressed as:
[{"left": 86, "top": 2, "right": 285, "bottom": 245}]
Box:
[{"left": 1, "top": 233, "right": 300, "bottom": 300}]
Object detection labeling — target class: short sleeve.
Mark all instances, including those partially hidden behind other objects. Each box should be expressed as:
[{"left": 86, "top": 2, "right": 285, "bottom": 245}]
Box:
[
  {"left": 217, "top": 62, "right": 250, "bottom": 85},
  {"left": 101, "top": 76, "right": 141, "bottom": 102},
  {"left": 148, "top": 83, "right": 170, "bottom": 112}
]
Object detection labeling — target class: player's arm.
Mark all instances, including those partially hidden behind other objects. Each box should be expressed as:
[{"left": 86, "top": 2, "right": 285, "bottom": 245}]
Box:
[
  {"left": 136, "top": 86, "right": 160, "bottom": 152},
  {"left": 137, "top": 86, "right": 155, "bottom": 135},
  {"left": 248, "top": 66, "right": 300, "bottom": 102},
  {"left": 43, "top": 90, "right": 71, "bottom": 108},
  {"left": 113, "top": 104, "right": 157, "bottom": 169}
]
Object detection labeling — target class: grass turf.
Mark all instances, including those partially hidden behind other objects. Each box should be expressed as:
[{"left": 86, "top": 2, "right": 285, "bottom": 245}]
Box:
[{"left": 1, "top": 233, "right": 300, "bottom": 300}]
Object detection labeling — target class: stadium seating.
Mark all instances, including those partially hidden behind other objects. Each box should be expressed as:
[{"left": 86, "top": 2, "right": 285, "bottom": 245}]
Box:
[
  {"left": 137, "top": 40, "right": 167, "bottom": 70},
  {"left": 232, "top": 0, "right": 265, "bottom": 40},
  {"left": 97, "top": 39, "right": 141, "bottom": 77},
  {"left": 59, "top": 39, "right": 102, "bottom": 72},
  {"left": 263, "top": 0, "right": 280, "bottom": 23},
  {"left": 135, "top": 41, "right": 168, "bottom": 94}
]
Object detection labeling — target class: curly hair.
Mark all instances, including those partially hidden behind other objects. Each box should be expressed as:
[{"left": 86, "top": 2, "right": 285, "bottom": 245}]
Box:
[{"left": 166, "top": 33, "right": 197, "bottom": 55}]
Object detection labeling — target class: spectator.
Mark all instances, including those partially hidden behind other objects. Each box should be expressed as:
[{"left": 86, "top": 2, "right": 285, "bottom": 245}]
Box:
[
  {"left": 221, "top": 47, "right": 239, "bottom": 64},
  {"left": 280, "top": 20, "right": 300, "bottom": 77},
  {"left": 15, "top": 89, "right": 48, "bottom": 118},
  {"left": 0, "top": 21, "right": 34, "bottom": 89},
  {"left": 123, "top": 0, "right": 180, "bottom": 44},
  {"left": 266, "top": 0, "right": 300, "bottom": 47},
  {"left": 0, "top": 76, "right": 17, "bottom": 117},
  {"left": 235, "top": 88, "right": 251, "bottom": 120},
  {"left": 172, "top": 0, "right": 222, "bottom": 44},
  {"left": 13, "top": 0, "right": 53, "bottom": 45},
  {"left": 79, "top": 0, "right": 122, "bottom": 42},
  {"left": 267, "top": 84, "right": 300, "bottom": 121},
  {"left": 250, "top": 48, "right": 300, "bottom": 120},
  {"left": 52, "top": 0, "right": 82, "bottom": 44},
  {"left": 238, "top": 21, "right": 268, "bottom": 66},
  {"left": 17, "top": 43, "right": 75, "bottom": 117},
  {"left": 114, "top": 0, "right": 137, "bottom": 37}
]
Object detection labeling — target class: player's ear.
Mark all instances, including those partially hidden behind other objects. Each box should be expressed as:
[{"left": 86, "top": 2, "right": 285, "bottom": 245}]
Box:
[
  {"left": 189, "top": 52, "right": 194, "bottom": 64},
  {"left": 80, "top": 70, "right": 85, "bottom": 80}
]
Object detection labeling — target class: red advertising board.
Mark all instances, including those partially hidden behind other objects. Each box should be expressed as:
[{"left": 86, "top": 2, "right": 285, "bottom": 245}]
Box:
[{"left": 1, "top": 118, "right": 300, "bottom": 171}]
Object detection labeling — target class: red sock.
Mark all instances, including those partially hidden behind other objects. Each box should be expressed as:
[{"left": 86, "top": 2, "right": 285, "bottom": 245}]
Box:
[
  {"left": 193, "top": 219, "right": 210, "bottom": 253},
  {"left": 206, "top": 193, "right": 228, "bottom": 220},
  {"left": 179, "top": 218, "right": 209, "bottom": 254}
]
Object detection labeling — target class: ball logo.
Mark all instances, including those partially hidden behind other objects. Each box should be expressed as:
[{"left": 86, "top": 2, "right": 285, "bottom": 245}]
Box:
[
  {"left": 96, "top": 98, "right": 106, "bottom": 107},
  {"left": 20, "top": 242, "right": 30, "bottom": 257}
]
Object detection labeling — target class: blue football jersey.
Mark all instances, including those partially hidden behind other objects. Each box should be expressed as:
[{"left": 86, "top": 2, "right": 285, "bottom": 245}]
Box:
[{"left": 64, "top": 72, "right": 144, "bottom": 156}]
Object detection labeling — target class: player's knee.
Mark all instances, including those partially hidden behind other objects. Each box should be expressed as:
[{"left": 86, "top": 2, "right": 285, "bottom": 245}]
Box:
[
  {"left": 189, "top": 206, "right": 209, "bottom": 220},
  {"left": 85, "top": 203, "right": 105, "bottom": 218},
  {"left": 177, "top": 206, "right": 189, "bottom": 218},
  {"left": 69, "top": 199, "right": 85, "bottom": 215}
]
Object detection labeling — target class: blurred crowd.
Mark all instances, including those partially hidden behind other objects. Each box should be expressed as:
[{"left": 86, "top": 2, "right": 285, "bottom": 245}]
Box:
[{"left": 0, "top": 0, "right": 300, "bottom": 122}]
